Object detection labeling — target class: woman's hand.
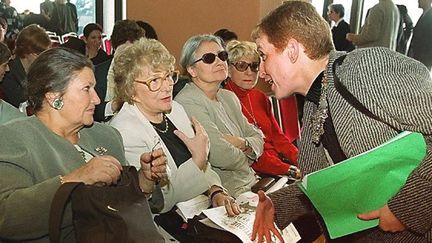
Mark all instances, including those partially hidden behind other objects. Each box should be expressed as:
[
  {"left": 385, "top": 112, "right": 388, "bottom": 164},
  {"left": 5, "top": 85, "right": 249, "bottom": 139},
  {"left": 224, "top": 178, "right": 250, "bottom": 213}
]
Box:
[
  {"left": 62, "top": 155, "right": 123, "bottom": 185},
  {"left": 138, "top": 148, "right": 167, "bottom": 193},
  {"left": 209, "top": 186, "right": 241, "bottom": 217},
  {"left": 174, "top": 117, "right": 209, "bottom": 170}
]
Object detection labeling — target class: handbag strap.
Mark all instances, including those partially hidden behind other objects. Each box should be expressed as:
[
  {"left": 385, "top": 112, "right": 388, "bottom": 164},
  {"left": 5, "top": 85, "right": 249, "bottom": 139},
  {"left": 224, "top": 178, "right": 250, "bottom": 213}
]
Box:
[
  {"left": 49, "top": 182, "right": 82, "bottom": 243},
  {"left": 332, "top": 55, "right": 400, "bottom": 132}
]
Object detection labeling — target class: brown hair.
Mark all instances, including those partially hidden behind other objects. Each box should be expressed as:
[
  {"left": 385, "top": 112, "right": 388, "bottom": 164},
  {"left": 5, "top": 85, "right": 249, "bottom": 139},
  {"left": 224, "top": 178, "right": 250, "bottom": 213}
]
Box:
[
  {"left": 15, "top": 24, "right": 51, "bottom": 58},
  {"left": 252, "top": 1, "right": 334, "bottom": 60},
  {"left": 110, "top": 20, "right": 145, "bottom": 49}
]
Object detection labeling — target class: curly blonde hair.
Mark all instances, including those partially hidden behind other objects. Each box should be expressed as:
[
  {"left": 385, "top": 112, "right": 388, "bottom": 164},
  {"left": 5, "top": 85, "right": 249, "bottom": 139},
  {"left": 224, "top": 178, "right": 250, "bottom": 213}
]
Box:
[
  {"left": 226, "top": 40, "right": 259, "bottom": 64},
  {"left": 112, "top": 37, "right": 175, "bottom": 104}
]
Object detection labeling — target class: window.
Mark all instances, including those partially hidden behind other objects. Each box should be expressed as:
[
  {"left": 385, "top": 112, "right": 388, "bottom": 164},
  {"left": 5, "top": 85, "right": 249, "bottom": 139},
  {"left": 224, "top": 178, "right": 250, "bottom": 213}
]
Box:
[
  {"left": 311, "top": 0, "right": 325, "bottom": 17},
  {"left": 71, "top": 0, "right": 96, "bottom": 34},
  {"left": 12, "top": 0, "right": 95, "bottom": 35}
]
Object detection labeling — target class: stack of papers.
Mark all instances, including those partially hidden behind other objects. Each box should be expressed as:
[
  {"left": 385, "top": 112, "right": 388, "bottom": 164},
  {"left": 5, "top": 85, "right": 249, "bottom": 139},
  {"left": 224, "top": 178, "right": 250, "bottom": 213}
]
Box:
[{"left": 203, "top": 191, "right": 301, "bottom": 243}]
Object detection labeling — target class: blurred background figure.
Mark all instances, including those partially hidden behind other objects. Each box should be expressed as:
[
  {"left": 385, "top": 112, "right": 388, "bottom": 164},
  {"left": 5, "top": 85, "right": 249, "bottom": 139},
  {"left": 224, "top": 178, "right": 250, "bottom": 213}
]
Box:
[
  {"left": 224, "top": 40, "right": 300, "bottom": 178},
  {"left": 0, "top": 0, "right": 22, "bottom": 39},
  {"left": 0, "top": 41, "right": 23, "bottom": 124},
  {"left": 408, "top": 0, "right": 432, "bottom": 70},
  {"left": 40, "top": 0, "right": 55, "bottom": 21},
  {"left": 136, "top": 20, "right": 159, "bottom": 40},
  {"left": 0, "top": 0, "right": 23, "bottom": 51},
  {"left": 0, "top": 16, "right": 7, "bottom": 43},
  {"left": 82, "top": 23, "right": 110, "bottom": 64},
  {"left": 396, "top": 4, "right": 413, "bottom": 55},
  {"left": 49, "top": 0, "right": 78, "bottom": 35},
  {"left": 22, "top": 9, "right": 50, "bottom": 30},
  {"left": 214, "top": 28, "right": 238, "bottom": 44},
  {"left": 61, "top": 23, "right": 109, "bottom": 65},
  {"left": 0, "top": 24, "right": 50, "bottom": 108},
  {"left": 328, "top": 3, "right": 354, "bottom": 52},
  {"left": 346, "top": 0, "right": 400, "bottom": 50}
]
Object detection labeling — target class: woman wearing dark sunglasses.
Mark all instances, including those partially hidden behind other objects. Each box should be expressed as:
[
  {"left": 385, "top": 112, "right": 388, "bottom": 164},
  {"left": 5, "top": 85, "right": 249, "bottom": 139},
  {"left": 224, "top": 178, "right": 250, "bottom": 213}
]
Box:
[
  {"left": 224, "top": 40, "right": 301, "bottom": 179},
  {"left": 175, "top": 34, "right": 264, "bottom": 198}
]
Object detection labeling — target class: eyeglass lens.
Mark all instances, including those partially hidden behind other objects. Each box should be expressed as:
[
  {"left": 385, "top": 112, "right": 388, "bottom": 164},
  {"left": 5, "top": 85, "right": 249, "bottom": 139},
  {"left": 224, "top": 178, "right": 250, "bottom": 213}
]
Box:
[
  {"left": 195, "top": 51, "right": 228, "bottom": 64},
  {"left": 148, "top": 71, "right": 179, "bottom": 91},
  {"left": 233, "top": 61, "right": 259, "bottom": 72}
]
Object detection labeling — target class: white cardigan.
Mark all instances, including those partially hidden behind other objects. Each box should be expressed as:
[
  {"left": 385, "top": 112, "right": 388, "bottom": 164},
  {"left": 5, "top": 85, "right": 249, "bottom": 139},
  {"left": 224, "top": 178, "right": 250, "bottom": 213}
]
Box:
[{"left": 110, "top": 101, "right": 222, "bottom": 213}]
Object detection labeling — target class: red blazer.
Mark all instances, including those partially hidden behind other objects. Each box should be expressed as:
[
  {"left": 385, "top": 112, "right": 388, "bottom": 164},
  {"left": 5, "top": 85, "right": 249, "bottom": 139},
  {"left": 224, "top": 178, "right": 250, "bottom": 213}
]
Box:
[{"left": 225, "top": 81, "right": 298, "bottom": 175}]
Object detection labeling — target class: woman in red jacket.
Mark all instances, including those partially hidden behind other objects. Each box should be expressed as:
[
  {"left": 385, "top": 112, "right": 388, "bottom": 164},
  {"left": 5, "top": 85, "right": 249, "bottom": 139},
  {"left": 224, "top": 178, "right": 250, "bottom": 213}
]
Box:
[{"left": 224, "top": 40, "right": 300, "bottom": 178}]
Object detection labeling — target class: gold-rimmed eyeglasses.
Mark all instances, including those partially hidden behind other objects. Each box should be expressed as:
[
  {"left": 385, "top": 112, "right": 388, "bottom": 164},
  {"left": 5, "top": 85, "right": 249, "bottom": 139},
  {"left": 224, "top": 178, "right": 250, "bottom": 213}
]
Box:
[{"left": 134, "top": 70, "right": 180, "bottom": 92}]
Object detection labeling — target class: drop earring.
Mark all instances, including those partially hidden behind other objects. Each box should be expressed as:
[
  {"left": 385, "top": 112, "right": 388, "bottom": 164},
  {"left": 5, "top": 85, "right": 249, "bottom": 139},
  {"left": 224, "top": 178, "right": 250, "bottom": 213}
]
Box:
[{"left": 52, "top": 98, "right": 64, "bottom": 110}]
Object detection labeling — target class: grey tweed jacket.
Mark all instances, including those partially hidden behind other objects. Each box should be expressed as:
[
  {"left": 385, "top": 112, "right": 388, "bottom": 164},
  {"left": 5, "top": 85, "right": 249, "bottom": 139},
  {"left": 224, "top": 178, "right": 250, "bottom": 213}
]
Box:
[{"left": 269, "top": 48, "right": 432, "bottom": 242}]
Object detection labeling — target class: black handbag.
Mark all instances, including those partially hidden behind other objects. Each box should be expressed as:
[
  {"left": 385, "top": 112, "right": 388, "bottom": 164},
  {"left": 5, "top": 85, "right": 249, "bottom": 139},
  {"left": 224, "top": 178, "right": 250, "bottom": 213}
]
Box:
[{"left": 49, "top": 166, "right": 164, "bottom": 243}]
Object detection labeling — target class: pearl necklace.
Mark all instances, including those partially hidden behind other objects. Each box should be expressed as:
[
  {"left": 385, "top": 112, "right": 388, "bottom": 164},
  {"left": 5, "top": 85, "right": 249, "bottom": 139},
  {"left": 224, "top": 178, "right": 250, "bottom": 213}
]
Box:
[{"left": 152, "top": 114, "right": 169, "bottom": 133}]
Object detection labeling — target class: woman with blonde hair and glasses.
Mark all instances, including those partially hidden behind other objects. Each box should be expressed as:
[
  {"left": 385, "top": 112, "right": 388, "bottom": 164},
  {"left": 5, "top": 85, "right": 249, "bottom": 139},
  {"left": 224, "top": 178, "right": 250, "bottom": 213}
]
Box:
[
  {"left": 110, "top": 38, "right": 239, "bottom": 240},
  {"left": 175, "top": 34, "right": 264, "bottom": 198},
  {"left": 224, "top": 40, "right": 300, "bottom": 179}
]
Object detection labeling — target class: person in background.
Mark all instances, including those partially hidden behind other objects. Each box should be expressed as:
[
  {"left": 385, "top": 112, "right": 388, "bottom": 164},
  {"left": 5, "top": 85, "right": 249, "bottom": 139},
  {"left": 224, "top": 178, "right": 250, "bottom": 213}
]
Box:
[
  {"left": 93, "top": 19, "right": 145, "bottom": 122},
  {"left": 40, "top": 0, "right": 55, "bottom": 20},
  {"left": 224, "top": 40, "right": 300, "bottom": 178},
  {"left": 175, "top": 34, "right": 264, "bottom": 198},
  {"left": 22, "top": 9, "right": 50, "bottom": 30},
  {"left": 346, "top": 0, "right": 399, "bottom": 51},
  {"left": 251, "top": 1, "right": 432, "bottom": 242},
  {"left": 327, "top": 3, "right": 354, "bottom": 52},
  {"left": 0, "top": 47, "right": 167, "bottom": 242},
  {"left": 214, "top": 28, "right": 238, "bottom": 44},
  {"left": 0, "top": 0, "right": 22, "bottom": 40},
  {"left": 396, "top": 4, "right": 413, "bottom": 55},
  {"left": 1, "top": 24, "right": 51, "bottom": 108},
  {"left": 136, "top": 20, "right": 159, "bottom": 40},
  {"left": 82, "top": 23, "right": 110, "bottom": 65},
  {"left": 408, "top": 0, "right": 432, "bottom": 70},
  {"left": 0, "top": 41, "right": 23, "bottom": 124},
  {"left": 0, "top": 16, "right": 7, "bottom": 43},
  {"left": 61, "top": 23, "right": 109, "bottom": 65},
  {"left": 110, "top": 37, "right": 240, "bottom": 241},
  {"left": 49, "top": 0, "right": 78, "bottom": 35}
]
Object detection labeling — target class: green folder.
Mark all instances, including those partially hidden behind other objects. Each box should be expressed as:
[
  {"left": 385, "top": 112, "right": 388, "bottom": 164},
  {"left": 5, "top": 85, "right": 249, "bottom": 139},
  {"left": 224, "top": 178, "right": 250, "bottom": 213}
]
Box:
[{"left": 298, "top": 131, "right": 426, "bottom": 239}]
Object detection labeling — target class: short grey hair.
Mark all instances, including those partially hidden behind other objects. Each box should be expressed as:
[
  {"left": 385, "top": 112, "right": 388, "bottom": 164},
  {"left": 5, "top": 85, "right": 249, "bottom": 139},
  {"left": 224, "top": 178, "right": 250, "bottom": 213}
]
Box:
[
  {"left": 179, "top": 34, "right": 225, "bottom": 75},
  {"left": 329, "top": 4, "right": 345, "bottom": 18}
]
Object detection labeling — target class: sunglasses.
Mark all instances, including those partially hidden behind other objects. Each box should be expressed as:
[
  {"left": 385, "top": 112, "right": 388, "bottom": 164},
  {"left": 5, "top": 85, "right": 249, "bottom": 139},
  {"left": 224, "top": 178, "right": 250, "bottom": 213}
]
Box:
[
  {"left": 193, "top": 50, "right": 229, "bottom": 64},
  {"left": 231, "top": 61, "right": 260, "bottom": 73}
]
